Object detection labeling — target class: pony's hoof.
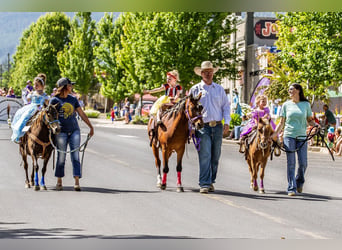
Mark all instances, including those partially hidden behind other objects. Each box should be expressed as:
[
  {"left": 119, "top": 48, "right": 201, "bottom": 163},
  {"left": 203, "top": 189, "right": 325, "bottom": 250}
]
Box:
[
  {"left": 25, "top": 183, "right": 31, "bottom": 189},
  {"left": 34, "top": 185, "right": 40, "bottom": 191},
  {"left": 253, "top": 186, "right": 259, "bottom": 191},
  {"left": 40, "top": 185, "right": 47, "bottom": 191},
  {"left": 160, "top": 184, "right": 167, "bottom": 190},
  {"left": 259, "top": 189, "right": 265, "bottom": 194},
  {"left": 177, "top": 186, "right": 184, "bottom": 192}
]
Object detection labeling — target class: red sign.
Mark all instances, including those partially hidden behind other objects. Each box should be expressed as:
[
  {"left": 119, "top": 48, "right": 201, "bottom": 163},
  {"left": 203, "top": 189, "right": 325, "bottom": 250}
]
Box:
[{"left": 254, "top": 20, "right": 278, "bottom": 39}]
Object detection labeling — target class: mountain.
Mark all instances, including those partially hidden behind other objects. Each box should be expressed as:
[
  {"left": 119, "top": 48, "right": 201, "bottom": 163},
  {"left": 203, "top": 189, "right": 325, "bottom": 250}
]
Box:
[{"left": 0, "top": 12, "right": 110, "bottom": 65}]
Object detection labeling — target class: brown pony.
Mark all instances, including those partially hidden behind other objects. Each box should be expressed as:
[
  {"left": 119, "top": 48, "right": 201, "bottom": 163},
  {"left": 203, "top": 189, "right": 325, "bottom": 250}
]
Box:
[
  {"left": 147, "top": 94, "right": 203, "bottom": 192},
  {"left": 244, "top": 117, "right": 274, "bottom": 194},
  {"left": 19, "top": 103, "right": 60, "bottom": 190}
]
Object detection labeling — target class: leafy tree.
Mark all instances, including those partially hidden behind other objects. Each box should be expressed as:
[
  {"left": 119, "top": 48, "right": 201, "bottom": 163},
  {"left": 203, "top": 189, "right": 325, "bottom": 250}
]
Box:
[
  {"left": 93, "top": 13, "right": 126, "bottom": 103},
  {"left": 57, "top": 12, "right": 96, "bottom": 96},
  {"left": 266, "top": 12, "right": 342, "bottom": 104},
  {"left": 116, "top": 12, "right": 238, "bottom": 96},
  {"left": 10, "top": 12, "right": 71, "bottom": 94}
]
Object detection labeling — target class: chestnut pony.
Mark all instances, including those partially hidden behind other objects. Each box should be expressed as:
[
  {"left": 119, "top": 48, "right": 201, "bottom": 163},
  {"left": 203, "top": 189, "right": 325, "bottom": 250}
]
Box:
[
  {"left": 244, "top": 117, "right": 274, "bottom": 193},
  {"left": 147, "top": 94, "right": 203, "bottom": 192},
  {"left": 19, "top": 103, "right": 60, "bottom": 190}
]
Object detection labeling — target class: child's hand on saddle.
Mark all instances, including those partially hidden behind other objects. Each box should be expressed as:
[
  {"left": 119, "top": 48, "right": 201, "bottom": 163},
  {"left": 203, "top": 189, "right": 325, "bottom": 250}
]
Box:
[{"left": 143, "top": 90, "right": 149, "bottom": 94}]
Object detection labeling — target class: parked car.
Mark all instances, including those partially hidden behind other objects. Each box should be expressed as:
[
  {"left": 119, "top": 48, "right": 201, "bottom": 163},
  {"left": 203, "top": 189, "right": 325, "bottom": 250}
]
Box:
[
  {"left": 136, "top": 100, "right": 154, "bottom": 116},
  {"left": 142, "top": 103, "right": 153, "bottom": 116}
]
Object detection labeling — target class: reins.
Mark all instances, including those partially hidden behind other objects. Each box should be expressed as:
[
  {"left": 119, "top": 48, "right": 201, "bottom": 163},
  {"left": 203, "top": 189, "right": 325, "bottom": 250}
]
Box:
[{"left": 271, "top": 125, "right": 335, "bottom": 161}]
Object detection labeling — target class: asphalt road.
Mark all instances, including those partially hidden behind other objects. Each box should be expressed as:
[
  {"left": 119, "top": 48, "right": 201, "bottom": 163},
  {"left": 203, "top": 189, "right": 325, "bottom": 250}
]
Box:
[{"left": 0, "top": 119, "right": 341, "bottom": 239}]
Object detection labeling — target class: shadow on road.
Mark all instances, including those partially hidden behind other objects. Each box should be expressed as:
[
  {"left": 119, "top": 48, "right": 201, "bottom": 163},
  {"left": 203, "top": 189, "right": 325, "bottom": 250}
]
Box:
[
  {"left": 51, "top": 186, "right": 159, "bottom": 194},
  {"left": 189, "top": 188, "right": 342, "bottom": 202},
  {"left": 0, "top": 222, "right": 196, "bottom": 238}
]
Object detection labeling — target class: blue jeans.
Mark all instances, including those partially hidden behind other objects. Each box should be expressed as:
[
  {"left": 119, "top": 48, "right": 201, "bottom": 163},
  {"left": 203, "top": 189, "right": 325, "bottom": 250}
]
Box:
[
  {"left": 195, "top": 124, "right": 223, "bottom": 187},
  {"left": 283, "top": 137, "right": 308, "bottom": 193},
  {"left": 55, "top": 130, "right": 81, "bottom": 178}
]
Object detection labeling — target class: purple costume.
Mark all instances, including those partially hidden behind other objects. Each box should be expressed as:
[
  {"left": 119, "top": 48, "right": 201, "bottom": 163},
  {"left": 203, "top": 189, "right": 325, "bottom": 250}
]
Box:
[{"left": 240, "top": 107, "right": 276, "bottom": 137}]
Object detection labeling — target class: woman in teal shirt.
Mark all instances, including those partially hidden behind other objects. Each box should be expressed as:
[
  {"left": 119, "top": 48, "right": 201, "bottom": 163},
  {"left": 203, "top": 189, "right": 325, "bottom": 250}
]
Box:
[{"left": 273, "top": 83, "right": 318, "bottom": 196}]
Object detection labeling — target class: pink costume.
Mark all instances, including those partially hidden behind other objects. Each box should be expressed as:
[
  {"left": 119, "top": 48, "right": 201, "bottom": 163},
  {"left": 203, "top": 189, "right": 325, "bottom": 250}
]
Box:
[{"left": 240, "top": 107, "right": 276, "bottom": 137}]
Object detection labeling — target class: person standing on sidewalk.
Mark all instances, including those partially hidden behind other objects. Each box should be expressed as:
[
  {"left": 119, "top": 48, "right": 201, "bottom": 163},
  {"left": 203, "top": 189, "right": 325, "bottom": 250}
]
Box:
[
  {"left": 272, "top": 83, "right": 318, "bottom": 196},
  {"left": 50, "top": 77, "right": 94, "bottom": 191},
  {"left": 189, "top": 61, "right": 230, "bottom": 194},
  {"left": 323, "top": 104, "right": 336, "bottom": 129}
]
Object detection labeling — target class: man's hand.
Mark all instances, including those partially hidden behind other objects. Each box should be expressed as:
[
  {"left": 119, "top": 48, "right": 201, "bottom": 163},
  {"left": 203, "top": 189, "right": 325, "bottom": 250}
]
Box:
[{"left": 223, "top": 124, "right": 230, "bottom": 136}]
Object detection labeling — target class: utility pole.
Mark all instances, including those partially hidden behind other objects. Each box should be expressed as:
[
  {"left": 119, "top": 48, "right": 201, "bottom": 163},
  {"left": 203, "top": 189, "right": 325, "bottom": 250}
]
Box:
[
  {"left": 0, "top": 64, "right": 2, "bottom": 87},
  {"left": 243, "top": 12, "right": 254, "bottom": 103}
]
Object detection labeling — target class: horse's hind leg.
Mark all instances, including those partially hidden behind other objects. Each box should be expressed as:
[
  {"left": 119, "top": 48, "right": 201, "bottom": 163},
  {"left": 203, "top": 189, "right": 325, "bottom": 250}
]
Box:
[
  {"left": 176, "top": 147, "right": 185, "bottom": 192},
  {"left": 160, "top": 147, "right": 169, "bottom": 190},
  {"left": 152, "top": 144, "right": 162, "bottom": 187},
  {"left": 21, "top": 147, "right": 30, "bottom": 188}
]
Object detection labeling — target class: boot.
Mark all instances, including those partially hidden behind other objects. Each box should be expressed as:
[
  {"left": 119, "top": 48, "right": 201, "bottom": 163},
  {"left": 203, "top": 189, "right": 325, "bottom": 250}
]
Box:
[{"left": 239, "top": 136, "right": 246, "bottom": 153}]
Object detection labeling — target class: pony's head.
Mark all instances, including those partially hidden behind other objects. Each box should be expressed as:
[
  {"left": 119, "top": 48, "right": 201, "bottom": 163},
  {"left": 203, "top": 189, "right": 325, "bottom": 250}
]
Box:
[
  {"left": 186, "top": 93, "right": 203, "bottom": 130},
  {"left": 43, "top": 103, "right": 61, "bottom": 135},
  {"left": 257, "top": 117, "right": 273, "bottom": 149}
]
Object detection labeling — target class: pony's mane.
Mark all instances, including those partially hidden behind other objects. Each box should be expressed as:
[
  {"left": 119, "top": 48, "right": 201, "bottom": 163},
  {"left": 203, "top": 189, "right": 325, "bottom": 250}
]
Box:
[
  {"left": 28, "top": 109, "right": 45, "bottom": 127},
  {"left": 164, "top": 96, "right": 187, "bottom": 119}
]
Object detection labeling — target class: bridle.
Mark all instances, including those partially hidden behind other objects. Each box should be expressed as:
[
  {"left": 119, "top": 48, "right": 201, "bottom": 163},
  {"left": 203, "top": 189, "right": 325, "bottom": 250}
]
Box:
[
  {"left": 27, "top": 106, "right": 60, "bottom": 157},
  {"left": 184, "top": 97, "right": 202, "bottom": 151}
]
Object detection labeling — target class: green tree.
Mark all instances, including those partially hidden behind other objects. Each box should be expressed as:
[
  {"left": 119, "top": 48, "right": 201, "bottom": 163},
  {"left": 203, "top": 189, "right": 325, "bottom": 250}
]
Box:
[
  {"left": 116, "top": 12, "right": 238, "bottom": 95},
  {"left": 57, "top": 12, "right": 96, "bottom": 96},
  {"left": 93, "top": 13, "right": 126, "bottom": 103},
  {"left": 10, "top": 12, "right": 71, "bottom": 94},
  {"left": 266, "top": 12, "right": 342, "bottom": 104}
]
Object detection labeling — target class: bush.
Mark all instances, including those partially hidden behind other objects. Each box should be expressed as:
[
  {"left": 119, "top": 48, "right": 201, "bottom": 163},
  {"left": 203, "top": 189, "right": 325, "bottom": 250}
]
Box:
[
  {"left": 229, "top": 113, "right": 242, "bottom": 130},
  {"left": 84, "top": 109, "right": 101, "bottom": 118},
  {"left": 131, "top": 115, "right": 150, "bottom": 125}
]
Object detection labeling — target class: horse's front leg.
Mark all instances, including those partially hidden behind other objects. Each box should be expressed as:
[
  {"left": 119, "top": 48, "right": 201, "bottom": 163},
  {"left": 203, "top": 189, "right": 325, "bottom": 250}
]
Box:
[
  {"left": 40, "top": 151, "right": 51, "bottom": 190},
  {"left": 259, "top": 160, "right": 268, "bottom": 194},
  {"left": 32, "top": 155, "right": 40, "bottom": 191},
  {"left": 160, "top": 147, "right": 169, "bottom": 190},
  {"left": 20, "top": 146, "right": 30, "bottom": 188},
  {"left": 176, "top": 147, "right": 185, "bottom": 192}
]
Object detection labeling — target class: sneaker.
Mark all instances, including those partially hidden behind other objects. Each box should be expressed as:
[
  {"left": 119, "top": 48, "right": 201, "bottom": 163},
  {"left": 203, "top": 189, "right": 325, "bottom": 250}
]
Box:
[
  {"left": 55, "top": 183, "right": 63, "bottom": 191},
  {"left": 288, "top": 192, "right": 296, "bottom": 196},
  {"left": 209, "top": 184, "right": 215, "bottom": 192},
  {"left": 74, "top": 185, "right": 81, "bottom": 191},
  {"left": 199, "top": 187, "right": 209, "bottom": 194}
]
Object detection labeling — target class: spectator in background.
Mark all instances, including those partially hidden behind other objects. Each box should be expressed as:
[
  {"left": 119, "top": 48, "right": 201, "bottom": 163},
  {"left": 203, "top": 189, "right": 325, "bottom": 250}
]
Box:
[
  {"left": 113, "top": 103, "right": 119, "bottom": 117},
  {"left": 232, "top": 88, "right": 242, "bottom": 116},
  {"left": 333, "top": 128, "right": 342, "bottom": 155},
  {"left": 51, "top": 87, "right": 57, "bottom": 97},
  {"left": 323, "top": 104, "right": 336, "bottom": 129},
  {"left": 110, "top": 108, "right": 115, "bottom": 123},
  {"left": 234, "top": 115, "right": 249, "bottom": 140},
  {"left": 327, "top": 127, "right": 335, "bottom": 149},
  {"left": 124, "top": 97, "right": 130, "bottom": 124},
  {"left": 6, "top": 87, "right": 16, "bottom": 98}
]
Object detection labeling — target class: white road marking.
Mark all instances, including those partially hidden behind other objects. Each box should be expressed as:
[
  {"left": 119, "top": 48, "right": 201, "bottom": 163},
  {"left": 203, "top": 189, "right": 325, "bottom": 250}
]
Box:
[{"left": 208, "top": 194, "right": 327, "bottom": 239}]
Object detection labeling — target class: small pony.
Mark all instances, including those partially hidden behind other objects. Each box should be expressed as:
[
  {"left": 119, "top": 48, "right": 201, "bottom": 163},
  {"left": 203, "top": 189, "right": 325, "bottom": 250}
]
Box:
[
  {"left": 19, "top": 103, "right": 60, "bottom": 190},
  {"left": 244, "top": 117, "right": 274, "bottom": 193},
  {"left": 147, "top": 94, "right": 203, "bottom": 192}
]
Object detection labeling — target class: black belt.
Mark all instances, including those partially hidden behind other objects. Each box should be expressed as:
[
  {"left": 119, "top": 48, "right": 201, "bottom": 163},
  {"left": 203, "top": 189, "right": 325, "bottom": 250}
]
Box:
[{"left": 204, "top": 121, "right": 222, "bottom": 127}]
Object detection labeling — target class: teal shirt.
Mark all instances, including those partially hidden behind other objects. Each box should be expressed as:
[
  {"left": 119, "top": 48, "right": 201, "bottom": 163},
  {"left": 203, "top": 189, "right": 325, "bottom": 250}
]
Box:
[{"left": 281, "top": 100, "right": 312, "bottom": 139}]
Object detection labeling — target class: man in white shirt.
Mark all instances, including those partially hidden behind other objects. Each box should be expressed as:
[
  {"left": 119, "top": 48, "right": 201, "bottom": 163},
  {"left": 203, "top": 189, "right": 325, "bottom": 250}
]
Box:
[{"left": 189, "top": 61, "right": 230, "bottom": 194}]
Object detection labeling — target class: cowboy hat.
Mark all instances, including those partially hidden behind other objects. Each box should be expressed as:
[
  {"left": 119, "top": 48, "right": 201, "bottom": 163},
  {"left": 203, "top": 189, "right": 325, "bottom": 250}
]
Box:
[{"left": 194, "top": 61, "right": 219, "bottom": 76}]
